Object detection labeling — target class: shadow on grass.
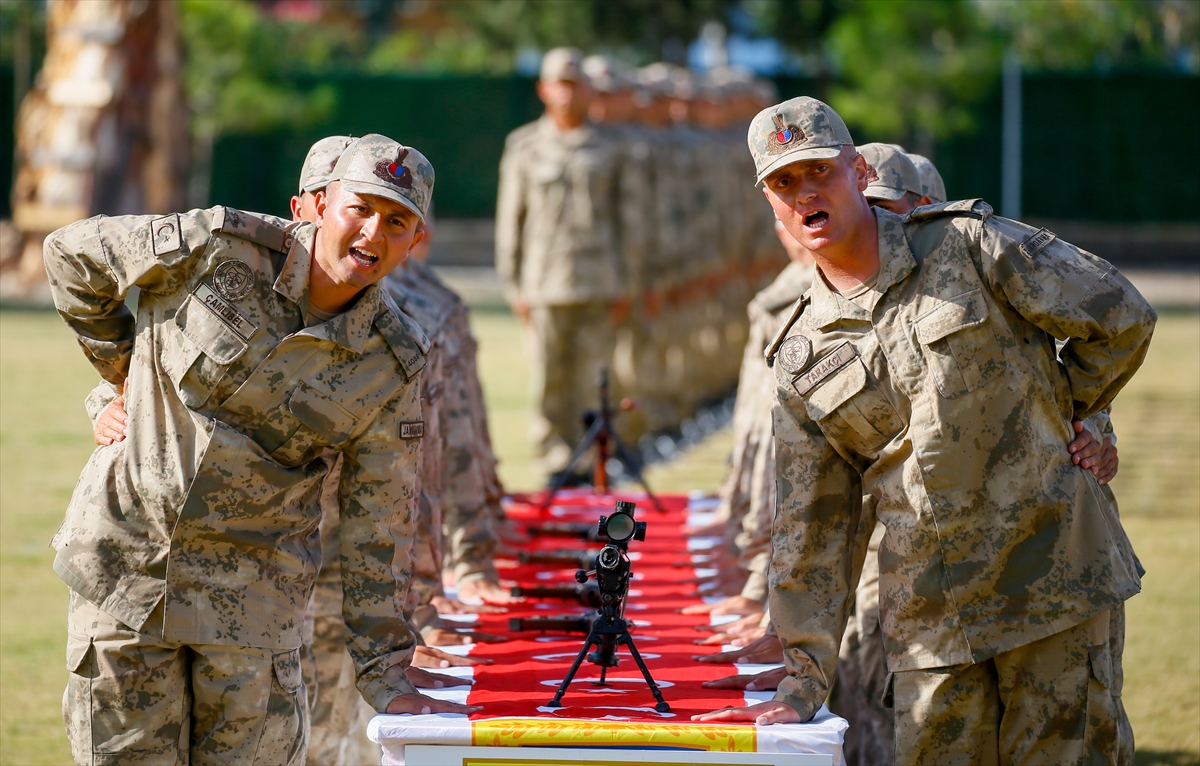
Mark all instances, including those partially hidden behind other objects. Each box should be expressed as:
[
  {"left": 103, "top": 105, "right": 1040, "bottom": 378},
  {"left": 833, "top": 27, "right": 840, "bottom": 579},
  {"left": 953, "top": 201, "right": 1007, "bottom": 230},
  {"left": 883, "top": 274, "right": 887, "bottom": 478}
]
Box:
[{"left": 1136, "top": 750, "right": 1200, "bottom": 766}]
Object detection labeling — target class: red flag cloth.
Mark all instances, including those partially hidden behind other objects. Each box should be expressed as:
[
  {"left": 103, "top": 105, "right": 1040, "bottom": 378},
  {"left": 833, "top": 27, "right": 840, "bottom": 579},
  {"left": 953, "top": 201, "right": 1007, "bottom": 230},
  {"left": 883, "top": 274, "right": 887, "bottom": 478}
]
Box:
[{"left": 462, "top": 491, "right": 755, "bottom": 723}]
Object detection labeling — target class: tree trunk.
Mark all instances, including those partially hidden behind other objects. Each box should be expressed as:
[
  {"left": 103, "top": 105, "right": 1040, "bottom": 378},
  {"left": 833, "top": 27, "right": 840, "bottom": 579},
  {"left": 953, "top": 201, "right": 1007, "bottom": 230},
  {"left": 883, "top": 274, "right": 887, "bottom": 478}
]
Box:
[{"left": 4, "top": 0, "right": 188, "bottom": 302}]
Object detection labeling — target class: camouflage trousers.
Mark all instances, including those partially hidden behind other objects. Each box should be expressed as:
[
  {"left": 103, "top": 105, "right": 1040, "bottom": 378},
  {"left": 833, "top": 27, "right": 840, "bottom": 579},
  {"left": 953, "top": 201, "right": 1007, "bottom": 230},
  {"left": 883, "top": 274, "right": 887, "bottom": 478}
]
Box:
[
  {"left": 524, "top": 302, "right": 618, "bottom": 475},
  {"left": 64, "top": 591, "right": 307, "bottom": 765},
  {"left": 889, "top": 610, "right": 1118, "bottom": 766},
  {"left": 827, "top": 530, "right": 893, "bottom": 766}
]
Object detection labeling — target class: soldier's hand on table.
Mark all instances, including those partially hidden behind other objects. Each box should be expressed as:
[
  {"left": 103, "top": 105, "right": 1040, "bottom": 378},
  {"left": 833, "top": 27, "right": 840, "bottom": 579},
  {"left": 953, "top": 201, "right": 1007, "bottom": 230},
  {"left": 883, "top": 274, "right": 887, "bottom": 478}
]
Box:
[
  {"left": 683, "top": 568, "right": 749, "bottom": 597},
  {"left": 456, "top": 579, "right": 524, "bottom": 605},
  {"left": 413, "top": 645, "right": 493, "bottom": 668},
  {"left": 694, "top": 619, "right": 766, "bottom": 645},
  {"left": 385, "top": 692, "right": 481, "bottom": 716},
  {"left": 693, "top": 634, "right": 782, "bottom": 664},
  {"left": 701, "top": 665, "right": 787, "bottom": 692},
  {"left": 425, "top": 628, "right": 508, "bottom": 646},
  {"left": 94, "top": 380, "right": 129, "bottom": 445},
  {"left": 406, "top": 666, "right": 473, "bottom": 689},
  {"left": 431, "top": 595, "right": 507, "bottom": 614},
  {"left": 690, "top": 701, "right": 800, "bottom": 725},
  {"left": 681, "top": 594, "right": 762, "bottom": 616}
]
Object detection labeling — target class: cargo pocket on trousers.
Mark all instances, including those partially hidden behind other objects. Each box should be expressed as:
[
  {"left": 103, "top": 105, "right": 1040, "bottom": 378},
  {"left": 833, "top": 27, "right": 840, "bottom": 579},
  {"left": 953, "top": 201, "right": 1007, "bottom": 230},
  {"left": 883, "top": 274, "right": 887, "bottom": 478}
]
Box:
[
  {"left": 1084, "top": 643, "right": 1119, "bottom": 758},
  {"left": 63, "top": 634, "right": 94, "bottom": 760},
  {"left": 255, "top": 650, "right": 307, "bottom": 766}
]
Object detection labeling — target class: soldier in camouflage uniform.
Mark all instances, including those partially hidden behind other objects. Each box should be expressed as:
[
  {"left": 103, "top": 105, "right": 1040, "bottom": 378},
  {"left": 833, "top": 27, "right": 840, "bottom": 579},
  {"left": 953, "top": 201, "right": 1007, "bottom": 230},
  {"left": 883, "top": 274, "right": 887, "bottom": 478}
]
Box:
[
  {"left": 695, "top": 97, "right": 1155, "bottom": 766},
  {"left": 495, "top": 48, "right": 626, "bottom": 478},
  {"left": 49, "top": 132, "right": 480, "bottom": 763},
  {"left": 281, "top": 139, "right": 501, "bottom": 764}
]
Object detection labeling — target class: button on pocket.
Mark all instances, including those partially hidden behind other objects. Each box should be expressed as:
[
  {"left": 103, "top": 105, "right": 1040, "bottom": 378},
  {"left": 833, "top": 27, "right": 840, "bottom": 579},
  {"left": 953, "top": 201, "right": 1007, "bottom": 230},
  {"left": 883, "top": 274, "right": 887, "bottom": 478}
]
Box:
[{"left": 915, "top": 288, "right": 1007, "bottom": 398}]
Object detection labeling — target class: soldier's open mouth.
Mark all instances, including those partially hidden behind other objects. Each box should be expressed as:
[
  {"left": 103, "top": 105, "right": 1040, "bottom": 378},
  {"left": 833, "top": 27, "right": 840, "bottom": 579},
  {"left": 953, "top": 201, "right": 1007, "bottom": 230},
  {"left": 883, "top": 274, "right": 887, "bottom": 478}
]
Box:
[
  {"left": 804, "top": 211, "right": 829, "bottom": 228},
  {"left": 349, "top": 247, "right": 378, "bottom": 267}
]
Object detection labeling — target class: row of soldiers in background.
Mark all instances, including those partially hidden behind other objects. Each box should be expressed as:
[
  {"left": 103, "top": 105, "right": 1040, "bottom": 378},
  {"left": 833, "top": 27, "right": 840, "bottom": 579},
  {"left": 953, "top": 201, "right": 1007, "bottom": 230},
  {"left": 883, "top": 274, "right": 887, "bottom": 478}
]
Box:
[
  {"left": 85, "top": 135, "right": 514, "bottom": 764},
  {"left": 496, "top": 47, "right": 791, "bottom": 477},
  {"left": 684, "top": 140, "right": 1133, "bottom": 765}
]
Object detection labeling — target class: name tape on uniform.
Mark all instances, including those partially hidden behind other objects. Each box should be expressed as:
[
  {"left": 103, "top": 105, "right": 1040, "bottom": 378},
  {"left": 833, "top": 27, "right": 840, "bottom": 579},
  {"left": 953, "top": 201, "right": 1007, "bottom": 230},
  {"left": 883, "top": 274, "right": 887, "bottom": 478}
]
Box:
[
  {"left": 193, "top": 283, "right": 257, "bottom": 341},
  {"left": 400, "top": 421, "right": 425, "bottom": 439},
  {"left": 793, "top": 342, "right": 858, "bottom": 396},
  {"left": 1019, "top": 228, "right": 1056, "bottom": 259}
]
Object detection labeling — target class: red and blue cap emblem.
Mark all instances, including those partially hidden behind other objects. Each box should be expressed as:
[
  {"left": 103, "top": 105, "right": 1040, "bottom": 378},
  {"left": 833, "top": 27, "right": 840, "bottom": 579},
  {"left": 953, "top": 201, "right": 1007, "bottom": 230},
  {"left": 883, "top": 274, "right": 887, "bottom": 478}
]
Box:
[
  {"left": 766, "top": 113, "right": 806, "bottom": 156},
  {"left": 374, "top": 147, "right": 413, "bottom": 189}
]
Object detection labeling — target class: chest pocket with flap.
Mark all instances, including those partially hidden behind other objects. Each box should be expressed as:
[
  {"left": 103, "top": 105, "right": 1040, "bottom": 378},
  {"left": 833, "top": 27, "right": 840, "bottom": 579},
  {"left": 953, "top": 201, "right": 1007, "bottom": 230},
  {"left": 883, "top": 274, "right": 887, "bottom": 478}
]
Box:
[
  {"left": 804, "top": 354, "right": 904, "bottom": 457},
  {"left": 915, "top": 288, "right": 1007, "bottom": 398},
  {"left": 164, "top": 291, "right": 251, "bottom": 408},
  {"left": 259, "top": 381, "right": 359, "bottom": 467}
]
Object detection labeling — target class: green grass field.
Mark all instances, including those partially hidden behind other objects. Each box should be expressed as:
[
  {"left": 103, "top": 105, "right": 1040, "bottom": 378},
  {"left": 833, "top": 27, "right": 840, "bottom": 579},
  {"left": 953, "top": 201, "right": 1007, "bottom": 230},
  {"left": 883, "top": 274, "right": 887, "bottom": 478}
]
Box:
[{"left": 2, "top": 306, "right": 1197, "bottom": 765}]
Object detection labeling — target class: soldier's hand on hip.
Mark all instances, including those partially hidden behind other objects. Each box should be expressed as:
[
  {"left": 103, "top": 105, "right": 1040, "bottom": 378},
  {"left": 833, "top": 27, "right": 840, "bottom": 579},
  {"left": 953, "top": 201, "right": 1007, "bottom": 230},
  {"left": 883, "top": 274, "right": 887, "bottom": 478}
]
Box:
[
  {"left": 385, "top": 691, "right": 481, "bottom": 716},
  {"left": 94, "top": 379, "right": 129, "bottom": 446}
]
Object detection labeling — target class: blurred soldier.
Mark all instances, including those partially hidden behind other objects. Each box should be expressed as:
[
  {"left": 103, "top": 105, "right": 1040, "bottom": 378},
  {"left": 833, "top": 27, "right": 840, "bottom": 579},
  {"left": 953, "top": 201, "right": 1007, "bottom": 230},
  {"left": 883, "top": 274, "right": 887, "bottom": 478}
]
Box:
[
  {"left": 496, "top": 48, "right": 625, "bottom": 479},
  {"left": 49, "top": 132, "right": 478, "bottom": 763},
  {"left": 906, "top": 151, "right": 947, "bottom": 203},
  {"left": 695, "top": 97, "right": 1155, "bottom": 766}
]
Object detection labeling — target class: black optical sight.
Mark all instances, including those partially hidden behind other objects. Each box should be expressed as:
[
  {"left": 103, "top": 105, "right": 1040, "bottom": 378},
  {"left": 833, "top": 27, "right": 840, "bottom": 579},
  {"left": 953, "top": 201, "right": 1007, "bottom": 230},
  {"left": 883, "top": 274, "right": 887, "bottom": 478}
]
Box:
[{"left": 597, "top": 500, "right": 646, "bottom": 546}]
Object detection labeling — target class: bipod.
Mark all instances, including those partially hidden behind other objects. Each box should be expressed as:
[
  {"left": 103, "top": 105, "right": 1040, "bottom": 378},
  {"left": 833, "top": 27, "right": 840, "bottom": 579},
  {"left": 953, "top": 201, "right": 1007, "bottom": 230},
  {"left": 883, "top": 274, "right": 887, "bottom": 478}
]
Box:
[
  {"left": 539, "top": 367, "right": 665, "bottom": 513},
  {"left": 545, "top": 607, "right": 670, "bottom": 713}
]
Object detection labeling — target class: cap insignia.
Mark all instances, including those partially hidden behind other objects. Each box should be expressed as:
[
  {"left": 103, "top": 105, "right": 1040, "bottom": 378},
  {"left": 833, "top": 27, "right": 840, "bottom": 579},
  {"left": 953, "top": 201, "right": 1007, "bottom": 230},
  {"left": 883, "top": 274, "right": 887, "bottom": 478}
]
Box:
[
  {"left": 864, "top": 164, "right": 880, "bottom": 183},
  {"left": 374, "top": 147, "right": 413, "bottom": 189},
  {"left": 767, "top": 113, "right": 805, "bottom": 155}
]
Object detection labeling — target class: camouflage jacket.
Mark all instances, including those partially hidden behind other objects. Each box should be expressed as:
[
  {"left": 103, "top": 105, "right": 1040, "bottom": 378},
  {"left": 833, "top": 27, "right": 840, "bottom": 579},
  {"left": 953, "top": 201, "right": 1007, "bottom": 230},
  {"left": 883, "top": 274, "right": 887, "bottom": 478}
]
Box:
[
  {"left": 767, "top": 202, "right": 1155, "bottom": 721},
  {"left": 495, "top": 117, "right": 626, "bottom": 305},
  {"left": 45, "top": 207, "right": 429, "bottom": 711}
]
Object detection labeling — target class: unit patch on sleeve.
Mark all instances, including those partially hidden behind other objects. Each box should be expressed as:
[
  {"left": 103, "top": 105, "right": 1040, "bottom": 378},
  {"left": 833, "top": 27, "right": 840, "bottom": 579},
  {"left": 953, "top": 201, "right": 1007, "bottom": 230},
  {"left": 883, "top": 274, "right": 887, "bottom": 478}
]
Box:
[
  {"left": 151, "top": 214, "right": 182, "bottom": 256},
  {"left": 400, "top": 421, "right": 425, "bottom": 439},
  {"left": 1019, "top": 228, "right": 1057, "bottom": 259}
]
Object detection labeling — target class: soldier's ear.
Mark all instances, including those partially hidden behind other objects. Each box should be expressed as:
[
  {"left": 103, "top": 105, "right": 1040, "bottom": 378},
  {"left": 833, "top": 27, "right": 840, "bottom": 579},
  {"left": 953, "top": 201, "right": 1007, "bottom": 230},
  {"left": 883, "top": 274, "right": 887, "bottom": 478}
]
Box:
[
  {"left": 314, "top": 189, "right": 328, "bottom": 227},
  {"left": 852, "top": 153, "right": 871, "bottom": 193}
]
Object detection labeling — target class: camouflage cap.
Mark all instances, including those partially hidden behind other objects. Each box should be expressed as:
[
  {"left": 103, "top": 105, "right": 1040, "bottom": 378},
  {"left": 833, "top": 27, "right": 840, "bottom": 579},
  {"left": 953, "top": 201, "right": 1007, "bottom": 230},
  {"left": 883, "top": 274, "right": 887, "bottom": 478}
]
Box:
[
  {"left": 583, "top": 55, "right": 630, "bottom": 93},
  {"left": 857, "top": 142, "right": 923, "bottom": 201},
  {"left": 298, "top": 135, "right": 353, "bottom": 194},
  {"left": 330, "top": 133, "right": 435, "bottom": 222},
  {"left": 540, "top": 47, "right": 586, "bottom": 83},
  {"left": 907, "top": 152, "right": 947, "bottom": 203},
  {"left": 748, "top": 96, "right": 854, "bottom": 184}
]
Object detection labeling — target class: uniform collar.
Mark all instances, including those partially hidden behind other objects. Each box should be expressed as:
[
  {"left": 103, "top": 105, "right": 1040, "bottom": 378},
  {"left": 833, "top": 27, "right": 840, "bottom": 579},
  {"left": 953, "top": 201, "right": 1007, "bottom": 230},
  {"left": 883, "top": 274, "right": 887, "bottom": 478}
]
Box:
[
  {"left": 807, "top": 208, "right": 916, "bottom": 329},
  {"left": 273, "top": 223, "right": 313, "bottom": 308},
  {"left": 299, "top": 283, "right": 381, "bottom": 354}
]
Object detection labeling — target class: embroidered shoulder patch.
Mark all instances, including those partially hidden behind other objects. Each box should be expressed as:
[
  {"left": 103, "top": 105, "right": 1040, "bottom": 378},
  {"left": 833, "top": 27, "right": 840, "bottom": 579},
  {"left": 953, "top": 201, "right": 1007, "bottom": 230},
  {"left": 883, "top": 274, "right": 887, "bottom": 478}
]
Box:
[
  {"left": 1019, "top": 228, "right": 1057, "bottom": 259},
  {"left": 151, "top": 214, "right": 182, "bottom": 256},
  {"left": 793, "top": 342, "right": 859, "bottom": 396},
  {"left": 777, "top": 335, "right": 813, "bottom": 376},
  {"left": 400, "top": 421, "right": 425, "bottom": 439}
]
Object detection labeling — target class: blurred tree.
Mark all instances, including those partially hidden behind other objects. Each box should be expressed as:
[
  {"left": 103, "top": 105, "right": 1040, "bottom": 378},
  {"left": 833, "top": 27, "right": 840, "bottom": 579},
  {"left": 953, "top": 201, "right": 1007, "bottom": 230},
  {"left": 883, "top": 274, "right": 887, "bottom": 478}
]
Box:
[
  {"left": 179, "top": 0, "right": 340, "bottom": 205},
  {"left": 9, "top": 0, "right": 189, "bottom": 298},
  {"left": 750, "top": 0, "right": 1199, "bottom": 148},
  {"left": 368, "top": 0, "right": 741, "bottom": 73}
]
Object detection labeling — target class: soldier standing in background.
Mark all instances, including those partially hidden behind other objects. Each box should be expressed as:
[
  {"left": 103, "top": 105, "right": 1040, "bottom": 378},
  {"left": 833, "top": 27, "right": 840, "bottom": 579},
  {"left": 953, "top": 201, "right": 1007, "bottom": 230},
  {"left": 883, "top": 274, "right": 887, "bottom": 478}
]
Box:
[
  {"left": 495, "top": 48, "right": 626, "bottom": 480},
  {"left": 696, "top": 96, "right": 1154, "bottom": 766}
]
